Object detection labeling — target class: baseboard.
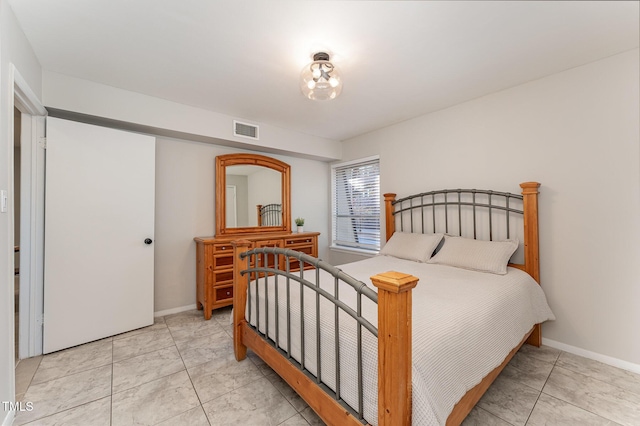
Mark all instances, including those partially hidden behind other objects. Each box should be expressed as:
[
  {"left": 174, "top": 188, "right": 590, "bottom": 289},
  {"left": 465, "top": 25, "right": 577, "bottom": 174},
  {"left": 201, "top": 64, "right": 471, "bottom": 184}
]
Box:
[
  {"left": 154, "top": 304, "right": 197, "bottom": 318},
  {"left": 2, "top": 410, "right": 15, "bottom": 426},
  {"left": 542, "top": 338, "right": 640, "bottom": 375}
]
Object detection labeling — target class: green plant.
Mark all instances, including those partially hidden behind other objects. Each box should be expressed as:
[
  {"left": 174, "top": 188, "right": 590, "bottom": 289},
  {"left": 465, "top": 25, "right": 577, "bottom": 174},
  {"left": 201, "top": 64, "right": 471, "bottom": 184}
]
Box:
[{"left": 295, "top": 217, "right": 305, "bottom": 226}]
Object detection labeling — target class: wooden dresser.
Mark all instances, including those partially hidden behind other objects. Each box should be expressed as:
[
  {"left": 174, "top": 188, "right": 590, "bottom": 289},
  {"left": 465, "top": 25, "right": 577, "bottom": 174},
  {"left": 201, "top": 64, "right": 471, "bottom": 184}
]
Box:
[{"left": 194, "top": 231, "right": 319, "bottom": 319}]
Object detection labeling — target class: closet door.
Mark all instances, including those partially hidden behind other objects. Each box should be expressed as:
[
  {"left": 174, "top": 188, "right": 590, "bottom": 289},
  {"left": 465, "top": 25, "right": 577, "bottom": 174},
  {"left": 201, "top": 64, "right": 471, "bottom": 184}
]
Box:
[{"left": 43, "top": 117, "right": 155, "bottom": 353}]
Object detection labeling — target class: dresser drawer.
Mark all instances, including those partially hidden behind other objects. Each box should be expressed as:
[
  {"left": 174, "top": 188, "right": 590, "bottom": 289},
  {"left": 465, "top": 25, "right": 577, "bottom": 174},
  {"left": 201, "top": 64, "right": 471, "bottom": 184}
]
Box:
[
  {"left": 255, "top": 239, "right": 283, "bottom": 248},
  {"left": 284, "top": 236, "right": 316, "bottom": 263},
  {"left": 213, "top": 243, "right": 234, "bottom": 253},
  {"left": 214, "top": 286, "right": 233, "bottom": 302},
  {"left": 291, "top": 245, "right": 314, "bottom": 256},
  {"left": 284, "top": 237, "right": 314, "bottom": 246},
  {"left": 214, "top": 270, "right": 233, "bottom": 285},
  {"left": 213, "top": 254, "right": 233, "bottom": 269},
  {"left": 253, "top": 239, "right": 284, "bottom": 272}
]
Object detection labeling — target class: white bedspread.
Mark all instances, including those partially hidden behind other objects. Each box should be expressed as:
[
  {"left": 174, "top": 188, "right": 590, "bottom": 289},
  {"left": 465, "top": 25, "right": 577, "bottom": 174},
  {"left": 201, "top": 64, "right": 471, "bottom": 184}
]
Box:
[{"left": 246, "top": 255, "right": 555, "bottom": 425}]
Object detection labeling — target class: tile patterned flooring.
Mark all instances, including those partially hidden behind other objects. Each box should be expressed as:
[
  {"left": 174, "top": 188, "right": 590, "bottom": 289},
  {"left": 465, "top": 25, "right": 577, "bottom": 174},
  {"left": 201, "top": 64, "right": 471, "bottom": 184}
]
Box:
[{"left": 13, "top": 307, "right": 640, "bottom": 425}]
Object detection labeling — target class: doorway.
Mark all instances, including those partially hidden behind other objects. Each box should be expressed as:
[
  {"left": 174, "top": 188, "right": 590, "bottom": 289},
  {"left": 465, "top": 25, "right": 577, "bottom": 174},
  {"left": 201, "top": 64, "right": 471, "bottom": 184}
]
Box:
[
  {"left": 14, "top": 107, "right": 21, "bottom": 363},
  {"left": 8, "top": 66, "right": 46, "bottom": 417},
  {"left": 12, "top": 65, "right": 47, "bottom": 364}
]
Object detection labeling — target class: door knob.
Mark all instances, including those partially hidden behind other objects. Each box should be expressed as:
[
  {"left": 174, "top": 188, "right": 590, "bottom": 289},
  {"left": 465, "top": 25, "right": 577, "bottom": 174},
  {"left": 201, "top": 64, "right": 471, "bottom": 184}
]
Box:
[{"left": 144, "top": 238, "right": 153, "bottom": 245}]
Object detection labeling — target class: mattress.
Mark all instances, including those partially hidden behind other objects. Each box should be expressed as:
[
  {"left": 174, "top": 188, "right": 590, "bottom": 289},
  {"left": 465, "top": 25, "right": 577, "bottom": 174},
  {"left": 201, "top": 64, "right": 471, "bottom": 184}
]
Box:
[{"left": 245, "top": 255, "right": 555, "bottom": 425}]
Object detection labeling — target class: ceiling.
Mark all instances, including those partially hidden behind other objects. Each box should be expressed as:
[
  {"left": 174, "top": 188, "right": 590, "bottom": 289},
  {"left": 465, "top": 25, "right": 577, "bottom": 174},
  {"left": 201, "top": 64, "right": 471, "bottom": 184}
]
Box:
[{"left": 8, "top": 1, "right": 639, "bottom": 142}]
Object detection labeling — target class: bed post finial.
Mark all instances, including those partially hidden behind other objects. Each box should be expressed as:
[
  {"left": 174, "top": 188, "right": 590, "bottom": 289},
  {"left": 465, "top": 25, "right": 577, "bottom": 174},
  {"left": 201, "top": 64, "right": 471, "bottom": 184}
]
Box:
[
  {"left": 371, "top": 271, "right": 418, "bottom": 426},
  {"left": 232, "top": 239, "right": 252, "bottom": 361},
  {"left": 384, "top": 193, "right": 397, "bottom": 242}
]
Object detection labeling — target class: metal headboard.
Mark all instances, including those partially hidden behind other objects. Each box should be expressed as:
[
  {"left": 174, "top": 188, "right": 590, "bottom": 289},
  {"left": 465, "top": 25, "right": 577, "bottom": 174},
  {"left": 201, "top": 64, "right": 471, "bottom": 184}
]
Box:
[
  {"left": 257, "top": 203, "right": 282, "bottom": 226},
  {"left": 392, "top": 188, "right": 523, "bottom": 240},
  {"left": 384, "top": 183, "right": 541, "bottom": 272}
]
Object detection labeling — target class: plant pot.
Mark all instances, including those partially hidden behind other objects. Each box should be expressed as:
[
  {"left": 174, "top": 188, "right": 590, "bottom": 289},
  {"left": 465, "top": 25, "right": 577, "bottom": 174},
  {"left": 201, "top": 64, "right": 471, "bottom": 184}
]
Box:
[{"left": 297, "top": 226, "right": 304, "bottom": 233}]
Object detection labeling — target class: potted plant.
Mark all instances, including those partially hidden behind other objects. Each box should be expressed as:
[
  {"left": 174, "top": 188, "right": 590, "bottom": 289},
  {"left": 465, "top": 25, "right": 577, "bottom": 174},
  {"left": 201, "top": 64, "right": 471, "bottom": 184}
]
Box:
[{"left": 295, "top": 217, "right": 305, "bottom": 233}]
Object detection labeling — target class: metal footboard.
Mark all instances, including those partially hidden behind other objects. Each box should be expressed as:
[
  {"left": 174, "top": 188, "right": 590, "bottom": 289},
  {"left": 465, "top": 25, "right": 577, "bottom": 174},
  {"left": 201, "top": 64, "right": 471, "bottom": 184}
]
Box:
[{"left": 239, "top": 247, "right": 378, "bottom": 422}]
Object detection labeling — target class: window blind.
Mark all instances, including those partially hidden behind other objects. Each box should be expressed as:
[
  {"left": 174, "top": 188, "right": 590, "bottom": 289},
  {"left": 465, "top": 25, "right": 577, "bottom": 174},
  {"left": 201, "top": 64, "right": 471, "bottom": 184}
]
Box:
[{"left": 332, "top": 158, "right": 380, "bottom": 252}]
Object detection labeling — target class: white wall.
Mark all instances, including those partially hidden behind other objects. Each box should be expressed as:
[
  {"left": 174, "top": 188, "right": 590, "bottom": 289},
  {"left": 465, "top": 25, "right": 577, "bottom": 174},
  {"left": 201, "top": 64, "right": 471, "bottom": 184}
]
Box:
[
  {"left": 338, "top": 49, "right": 640, "bottom": 367},
  {"left": 42, "top": 71, "right": 342, "bottom": 162},
  {"left": 0, "top": 1, "right": 42, "bottom": 423},
  {"left": 154, "top": 138, "right": 330, "bottom": 313}
]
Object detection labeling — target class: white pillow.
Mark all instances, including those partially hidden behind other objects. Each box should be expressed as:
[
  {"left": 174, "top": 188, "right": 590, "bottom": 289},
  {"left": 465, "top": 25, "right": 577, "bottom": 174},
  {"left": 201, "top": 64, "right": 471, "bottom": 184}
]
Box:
[
  {"left": 379, "top": 232, "right": 444, "bottom": 262},
  {"left": 427, "top": 235, "right": 518, "bottom": 275}
]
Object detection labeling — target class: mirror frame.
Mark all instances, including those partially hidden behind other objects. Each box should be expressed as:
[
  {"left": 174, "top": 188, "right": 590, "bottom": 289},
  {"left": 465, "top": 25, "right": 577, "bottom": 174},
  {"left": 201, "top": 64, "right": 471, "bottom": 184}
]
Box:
[{"left": 215, "top": 153, "right": 291, "bottom": 236}]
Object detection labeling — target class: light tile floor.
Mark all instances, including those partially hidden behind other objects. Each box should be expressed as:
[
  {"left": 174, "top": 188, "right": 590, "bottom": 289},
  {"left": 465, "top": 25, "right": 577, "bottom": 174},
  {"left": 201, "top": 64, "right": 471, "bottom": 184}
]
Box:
[{"left": 13, "top": 307, "right": 640, "bottom": 425}]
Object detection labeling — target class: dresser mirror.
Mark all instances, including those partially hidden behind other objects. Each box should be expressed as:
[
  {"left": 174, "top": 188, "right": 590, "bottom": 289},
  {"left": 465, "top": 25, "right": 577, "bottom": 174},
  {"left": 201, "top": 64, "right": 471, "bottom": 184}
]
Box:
[{"left": 215, "top": 153, "right": 291, "bottom": 235}]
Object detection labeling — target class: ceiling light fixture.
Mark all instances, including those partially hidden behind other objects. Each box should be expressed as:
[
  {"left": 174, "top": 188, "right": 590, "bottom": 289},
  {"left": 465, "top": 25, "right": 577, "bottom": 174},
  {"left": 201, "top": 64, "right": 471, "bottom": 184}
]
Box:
[{"left": 300, "top": 52, "right": 342, "bottom": 101}]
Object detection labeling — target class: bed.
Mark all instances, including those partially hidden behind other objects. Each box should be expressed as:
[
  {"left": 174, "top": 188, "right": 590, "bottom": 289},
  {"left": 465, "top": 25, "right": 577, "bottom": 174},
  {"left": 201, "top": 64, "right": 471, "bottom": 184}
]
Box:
[{"left": 231, "top": 182, "right": 554, "bottom": 425}]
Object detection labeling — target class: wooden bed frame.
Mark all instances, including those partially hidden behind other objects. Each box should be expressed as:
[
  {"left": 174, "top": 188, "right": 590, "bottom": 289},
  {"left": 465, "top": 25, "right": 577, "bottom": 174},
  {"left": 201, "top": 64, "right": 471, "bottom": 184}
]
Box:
[{"left": 232, "top": 182, "right": 541, "bottom": 426}]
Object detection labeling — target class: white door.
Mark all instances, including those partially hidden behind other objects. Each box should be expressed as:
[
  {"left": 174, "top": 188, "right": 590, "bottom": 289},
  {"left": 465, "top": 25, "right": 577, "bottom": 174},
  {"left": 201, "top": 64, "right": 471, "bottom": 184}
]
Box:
[{"left": 43, "top": 117, "right": 155, "bottom": 353}]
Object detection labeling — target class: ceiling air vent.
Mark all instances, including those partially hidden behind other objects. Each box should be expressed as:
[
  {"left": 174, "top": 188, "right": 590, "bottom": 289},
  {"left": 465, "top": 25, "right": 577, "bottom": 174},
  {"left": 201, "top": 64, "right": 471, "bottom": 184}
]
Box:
[{"left": 233, "top": 120, "right": 259, "bottom": 140}]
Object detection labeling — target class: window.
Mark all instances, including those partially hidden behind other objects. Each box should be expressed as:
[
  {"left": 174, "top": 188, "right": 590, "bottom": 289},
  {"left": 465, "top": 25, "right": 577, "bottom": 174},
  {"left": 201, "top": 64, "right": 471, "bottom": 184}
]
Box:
[{"left": 331, "top": 156, "right": 380, "bottom": 253}]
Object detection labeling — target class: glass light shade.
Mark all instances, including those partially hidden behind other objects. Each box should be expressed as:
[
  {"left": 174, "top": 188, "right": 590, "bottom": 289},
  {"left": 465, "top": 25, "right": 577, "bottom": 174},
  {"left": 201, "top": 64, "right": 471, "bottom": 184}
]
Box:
[{"left": 300, "top": 55, "right": 342, "bottom": 101}]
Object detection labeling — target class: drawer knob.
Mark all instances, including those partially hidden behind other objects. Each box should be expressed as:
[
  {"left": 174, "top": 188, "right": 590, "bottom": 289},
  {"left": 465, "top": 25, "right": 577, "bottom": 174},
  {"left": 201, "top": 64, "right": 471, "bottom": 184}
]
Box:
[{"left": 226, "top": 291, "right": 231, "bottom": 296}]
